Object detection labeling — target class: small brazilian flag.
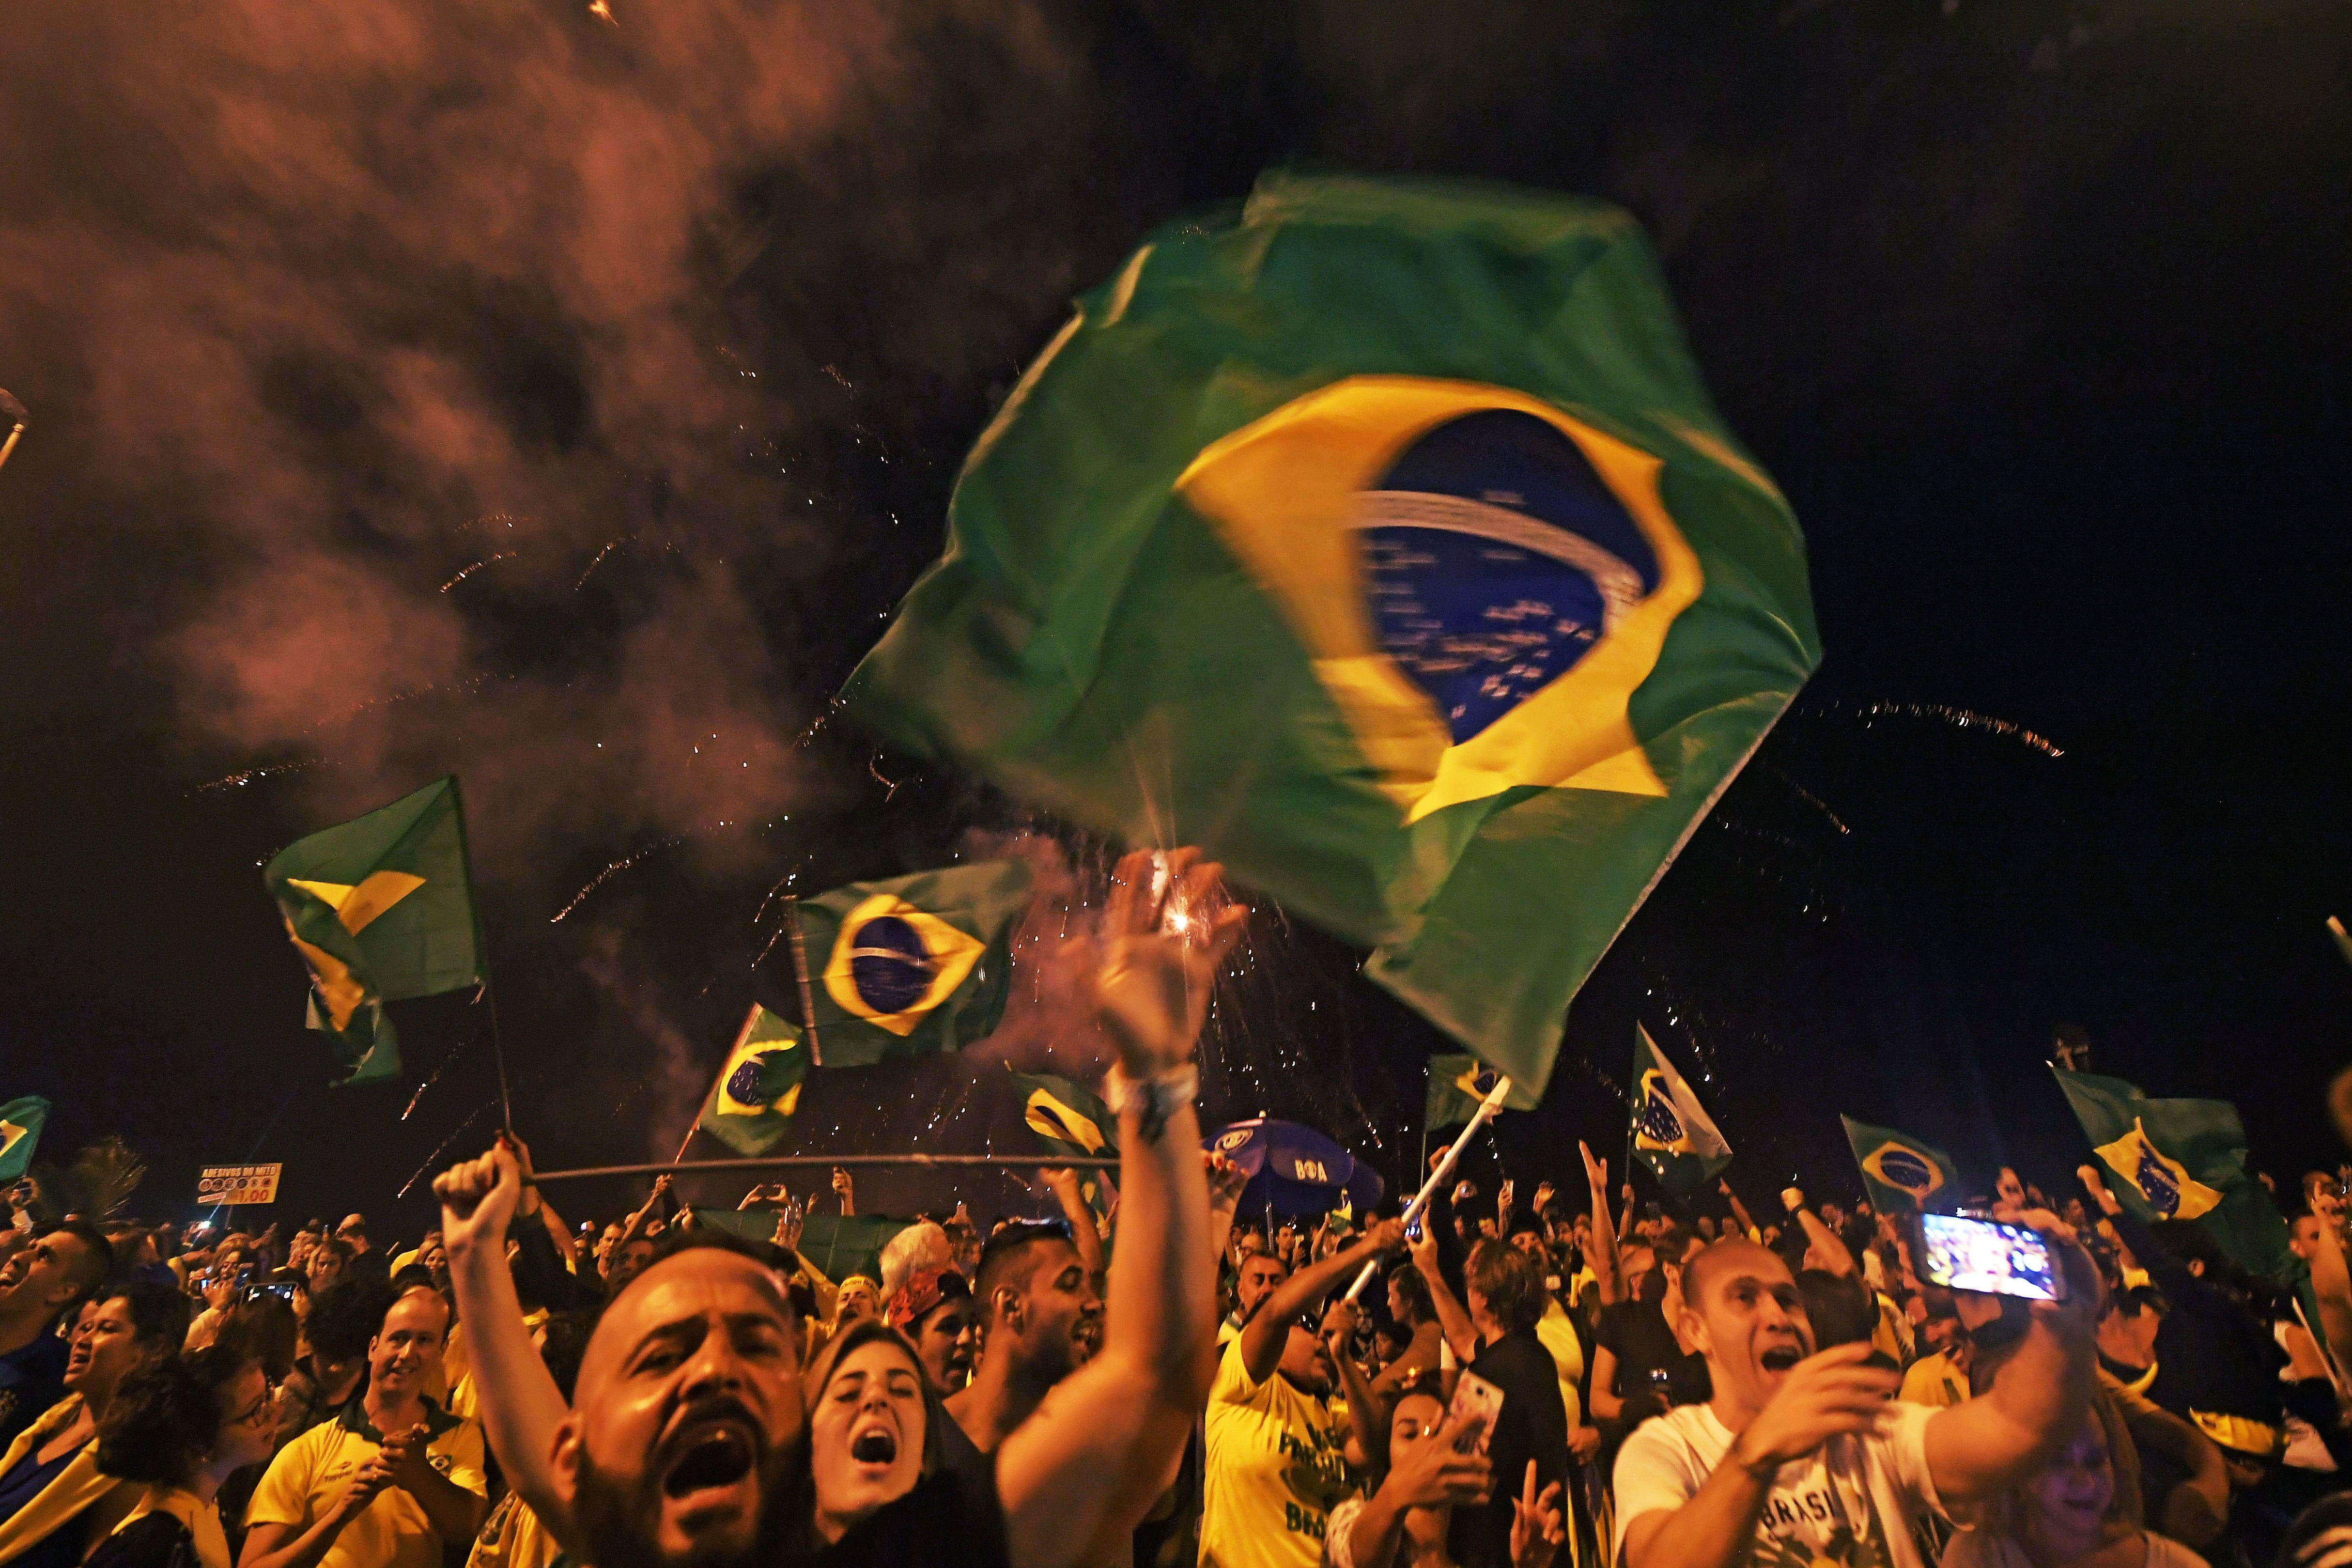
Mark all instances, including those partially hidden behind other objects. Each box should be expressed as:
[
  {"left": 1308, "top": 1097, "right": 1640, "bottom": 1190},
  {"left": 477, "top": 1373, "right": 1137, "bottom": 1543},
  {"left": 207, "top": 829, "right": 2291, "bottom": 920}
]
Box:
[
  {"left": 1629, "top": 1025, "right": 1730, "bottom": 1196},
  {"left": 2052, "top": 1067, "right": 2294, "bottom": 1282},
  {"left": 1841, "top": 1116, "right": 1959, "bottom": 1213},
  {"left": 796, "top": 861, "right": 1033, "bottom": 1065},
  {"left": 0, "top": 1098, "right": 49, "bottom": 1183},
  {"left": 1424, "top": 1054, "right": 1539, "bottom": 1130},
  {"left": 1010, "top": 1070, "right": 1117, "bottom": 1219},
  {"left": 264, "top": 777, "right": 485, "bottom": 1087},
  {"left": 696, "top": 1005, "right": 810, "bottom": 1155},
  {"left": 841, "top": 171, "right": 1819, "bottom": 1096}
]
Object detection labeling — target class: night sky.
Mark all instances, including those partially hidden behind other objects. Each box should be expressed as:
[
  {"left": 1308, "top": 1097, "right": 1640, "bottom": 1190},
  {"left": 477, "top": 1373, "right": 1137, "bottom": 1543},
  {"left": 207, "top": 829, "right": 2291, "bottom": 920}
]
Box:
[{"left": 2, "top": 0, "right": 2348, "bottom": 1234}]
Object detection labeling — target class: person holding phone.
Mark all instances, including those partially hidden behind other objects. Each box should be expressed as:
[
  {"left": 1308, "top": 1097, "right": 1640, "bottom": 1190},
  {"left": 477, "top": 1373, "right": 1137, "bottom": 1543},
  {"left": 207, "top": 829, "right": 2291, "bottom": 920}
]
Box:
[{"left": 1614, "top": 1227, "right": 2098, "bottom": 1568}]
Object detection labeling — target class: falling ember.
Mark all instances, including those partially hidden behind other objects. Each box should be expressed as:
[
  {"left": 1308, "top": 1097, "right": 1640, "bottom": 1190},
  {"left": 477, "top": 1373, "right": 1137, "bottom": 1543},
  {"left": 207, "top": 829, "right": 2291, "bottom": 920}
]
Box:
[
  {"left": 552, "top": 834, "right": 687, "bottom": 922},
  {"left": 588, "top": 0, "right": 618, "bottom": 24},
  {"left": 440, "top": 553, "right": 516, "bottom": 592},
  {"left": 1858, "top": 701, "right": 2064, "bottom": 758},
  {"left": 191, "top": 758, "right": 324, "bottom": 794},
  {"left": 575, "top": 539, "right": 623, "bottom": 589}
]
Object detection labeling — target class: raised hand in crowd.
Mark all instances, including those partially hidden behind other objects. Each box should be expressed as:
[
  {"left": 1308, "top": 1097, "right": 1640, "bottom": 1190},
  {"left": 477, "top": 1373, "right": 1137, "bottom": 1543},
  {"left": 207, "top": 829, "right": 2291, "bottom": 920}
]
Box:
[
  {"left": 832, "top": 1164, "right": 855, "bottom": 1214},
  {"left": 1508, "top": 1459, "right": 1567, "bottom": 1568}
]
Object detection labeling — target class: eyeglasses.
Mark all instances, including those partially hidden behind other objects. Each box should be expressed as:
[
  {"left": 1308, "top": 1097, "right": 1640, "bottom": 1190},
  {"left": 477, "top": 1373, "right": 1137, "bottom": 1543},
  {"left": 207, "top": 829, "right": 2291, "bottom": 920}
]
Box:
[{"left": 226, "top": 1384, "right": 277, "bottom": 1429}]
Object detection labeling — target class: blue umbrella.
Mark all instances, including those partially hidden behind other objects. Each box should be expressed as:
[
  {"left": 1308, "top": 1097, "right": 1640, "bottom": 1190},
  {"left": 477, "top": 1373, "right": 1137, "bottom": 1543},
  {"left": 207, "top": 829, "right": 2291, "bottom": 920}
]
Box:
[{"left": 1205, "top": 1118, "right": 1386, "bottom": 1222}]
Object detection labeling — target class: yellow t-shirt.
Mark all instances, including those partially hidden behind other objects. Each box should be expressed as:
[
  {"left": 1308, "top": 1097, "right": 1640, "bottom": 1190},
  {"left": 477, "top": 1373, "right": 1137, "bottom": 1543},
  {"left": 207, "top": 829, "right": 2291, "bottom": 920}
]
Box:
[
  {"left": 1899, "top": 1348, "right": 1969, "bottom": 1409},
  {"left": 465, "top": 1492, "right": 562, "bottom": 1568},
  {"left": 246, "top": 1399, "right": 487, "bottom": 1568},
  {"left": 1536, "top": 1298, "right": 1587, "bottom": 1429},
  {"left": 1200, "top": 1337, "right": 1354, "bottom": 1568}
]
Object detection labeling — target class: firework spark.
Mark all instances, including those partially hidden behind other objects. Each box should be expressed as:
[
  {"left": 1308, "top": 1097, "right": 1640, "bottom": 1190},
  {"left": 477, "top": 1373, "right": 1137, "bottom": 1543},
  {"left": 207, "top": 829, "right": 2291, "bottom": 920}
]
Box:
[
  {"left": 1858, "top": 702, "right": 2064, "bottom": 758},
  {"left": 191, "top": 758, "right": 324, "bottom": 794},
  {"left": 397, "top": 1098, "right": 501, "bottom": 1197},
  {"left": 440, "top": 553, "right": 517, "bottom": 593},
  {"left": 552, "top": 834, "right": 689, "bottom": 922},
  {"left": 575, "top": 539, "right": 623, "bottom": 589}
]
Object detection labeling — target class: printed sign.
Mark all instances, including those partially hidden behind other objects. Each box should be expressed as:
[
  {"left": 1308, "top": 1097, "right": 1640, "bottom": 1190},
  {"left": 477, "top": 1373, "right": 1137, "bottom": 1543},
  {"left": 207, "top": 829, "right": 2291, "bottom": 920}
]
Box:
[{"left": 198, "top": 1164, "right": 282, "bottom": 1206}]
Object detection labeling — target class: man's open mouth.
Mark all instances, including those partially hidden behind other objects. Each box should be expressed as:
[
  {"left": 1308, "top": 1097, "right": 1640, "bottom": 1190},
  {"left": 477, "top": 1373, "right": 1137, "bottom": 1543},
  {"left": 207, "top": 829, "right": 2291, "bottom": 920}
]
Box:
[
  {"left": 848, "top": 1422, "right": 898, "bottom": 1467},
  {"left": 1759, "top": 1345, "right": 1803, "bottom": 1372},
  {"left": 662, "top": 1423, "right": 757, "bottom": 1501}
]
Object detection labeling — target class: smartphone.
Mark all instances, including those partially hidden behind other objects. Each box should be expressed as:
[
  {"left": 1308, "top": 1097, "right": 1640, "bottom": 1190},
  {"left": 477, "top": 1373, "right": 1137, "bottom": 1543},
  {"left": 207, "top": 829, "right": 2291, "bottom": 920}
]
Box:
[
  {"left": 1917, "top": 1214, "right": 2065, "bottom": 1302},
  {"left": 1447, "top": 1370, "right": 1505, "bottom": 1454}
]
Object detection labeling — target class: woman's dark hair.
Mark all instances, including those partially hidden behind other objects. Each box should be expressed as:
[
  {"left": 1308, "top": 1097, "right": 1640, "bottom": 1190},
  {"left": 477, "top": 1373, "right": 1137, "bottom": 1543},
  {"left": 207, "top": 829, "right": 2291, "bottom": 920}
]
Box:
[
  {"left": 1463, "top": 1239, "right": 1545, "bottom": 1335},
  {"left": 215, "top": 1294, "right": 300, "bottom": 1382},
  {"left": 94, "top": 1345, "right": 254, "bottom": 1486},
  {"left": 109, "top": 1279, "right": 195, "bottom": 1353},
  {"left": 1796, "top": 1269, "right": 1877, "bottom": 1351},
  {"left": 306, "top": 1276, "right": 395, "bottom": 1366}
]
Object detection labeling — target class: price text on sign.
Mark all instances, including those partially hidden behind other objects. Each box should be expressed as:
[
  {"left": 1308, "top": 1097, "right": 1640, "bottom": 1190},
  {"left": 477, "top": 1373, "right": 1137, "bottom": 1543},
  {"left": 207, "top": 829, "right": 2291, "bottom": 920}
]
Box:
[{"left": 198, "top": 1164, "right": 282, "bottom": 1206}]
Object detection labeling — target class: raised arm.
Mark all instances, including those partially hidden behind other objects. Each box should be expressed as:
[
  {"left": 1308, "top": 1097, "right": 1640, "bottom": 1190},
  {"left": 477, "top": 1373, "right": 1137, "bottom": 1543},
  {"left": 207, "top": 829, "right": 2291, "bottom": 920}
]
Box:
[
  {"left": 604, "top": 1175, "right": 671, "bottom": 1280},
  {"left": 434, "top": 1142, "right": 583, "bottom": 1557},
  {"left": 1321, "top": 1298, "right": 1384, "bottom": 1470},
  {"left": 1580, "top": 1143, "right": 1622, "bottom": 1305},
  {"left": 1921, "top": 1237, "right": 2099, "bottom": 1508},
  {"left": 1242, "top": 1220, "right": 1408, "bottom": 1384},
  {"left": 2307, "top": 1187, "right": 2352, "bottom": 1382},
  {"left": 1405, "top": 1219, "right": 1479, "bottom": 1364},
  {"left": 992, "top": 847, "right": 1241, "bottom": 1568},
  {"left": 1719, "top": 1180, "right": 1760, "bottom": 1242},
  {"left": 1783, "top": 1190, "right": 1855, "bottom": 1278}
]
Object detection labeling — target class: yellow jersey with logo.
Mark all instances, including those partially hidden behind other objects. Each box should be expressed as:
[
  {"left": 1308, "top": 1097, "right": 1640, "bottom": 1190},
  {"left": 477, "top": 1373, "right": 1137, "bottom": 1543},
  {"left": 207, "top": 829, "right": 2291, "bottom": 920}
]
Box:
[
  {"left": 1200, "top": 1338, "right": 1354, "bottom": 1568},
  {"left": 465, "top": 1491, "right": 562, "bottom": 1568},
  {"left": 247, "top": 1399, "right": 486, "bottom": 1568}
]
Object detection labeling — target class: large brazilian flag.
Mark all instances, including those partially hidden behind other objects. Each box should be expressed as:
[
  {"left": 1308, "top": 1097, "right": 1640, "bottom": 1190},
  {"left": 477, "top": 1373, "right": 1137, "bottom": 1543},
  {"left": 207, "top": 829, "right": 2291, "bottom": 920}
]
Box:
[
  {"left": 2052, "top": 1067, "right": 2293, "bottom": 1282},
  {"left": 264, "top": 777, "right": 485, "bottom": 1086},
  {"left": 1841, "top": 1116, "right": 1960, "bottom": 1214},
  {"left": 841, "top": 172, "right": 1819, "bottom": 1092},
  {"left": 0, "top": 1098, "right": 48, "bottom": 1183},
  {"left": 796, "top": 861, "right": 1034, "bottom": 1065}
]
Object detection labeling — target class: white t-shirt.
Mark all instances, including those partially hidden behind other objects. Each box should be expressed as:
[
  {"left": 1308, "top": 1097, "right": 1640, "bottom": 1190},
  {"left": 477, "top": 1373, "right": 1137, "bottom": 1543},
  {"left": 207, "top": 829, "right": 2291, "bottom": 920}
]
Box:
[
  {"left": 1612, "top": 1401, "right": 1947, "bottom": 1568},
  {"left": 1943, "top": 1528, "right": 2208, "bottom": 1568}
]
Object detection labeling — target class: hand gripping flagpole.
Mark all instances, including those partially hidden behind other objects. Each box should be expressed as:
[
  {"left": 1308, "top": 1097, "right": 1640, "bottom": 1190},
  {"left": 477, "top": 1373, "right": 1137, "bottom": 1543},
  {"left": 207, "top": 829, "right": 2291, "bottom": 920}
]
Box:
[
  {"left": 1345, "top": 1071, "right": 1515, "bottom": 1303},
  {"left": 783, "top": 896, "right": 824, "bottom": 1067}
]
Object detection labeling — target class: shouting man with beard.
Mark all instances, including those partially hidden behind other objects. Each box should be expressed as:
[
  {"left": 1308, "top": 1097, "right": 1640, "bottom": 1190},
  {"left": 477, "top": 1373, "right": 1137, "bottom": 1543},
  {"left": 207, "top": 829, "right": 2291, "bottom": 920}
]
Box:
[
  {"left": 435, "top": 846, "right": 1241, "bottom": 1568},
  {"left": 941, "top": 1221, "right": 1106, "bottom": 1470},
  {"left": 1614, "top": 1236, "right": 2098, "bottom": 1568}
]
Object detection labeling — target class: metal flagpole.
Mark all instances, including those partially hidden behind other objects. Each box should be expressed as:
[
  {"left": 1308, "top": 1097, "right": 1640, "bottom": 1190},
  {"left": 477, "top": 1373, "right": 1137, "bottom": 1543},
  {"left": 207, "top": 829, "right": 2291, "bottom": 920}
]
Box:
[
  {"left": 532, "top": 1153, "right": 1120, "bottom": 1184},
  {"left": 1345, "top": 1073, "right": 1514, "bottom": 1302},
  {"left": 783, "top": 896, "right": 824, "bottom": 1066}
]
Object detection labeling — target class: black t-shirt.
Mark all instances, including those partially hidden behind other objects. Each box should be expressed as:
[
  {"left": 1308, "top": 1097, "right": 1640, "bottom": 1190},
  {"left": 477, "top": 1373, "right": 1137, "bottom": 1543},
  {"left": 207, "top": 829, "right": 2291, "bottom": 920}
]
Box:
[
  {"left": 1595, "top": 1300, "right": 1709, "bottom": 1408},
  {"left": 1446, "top": 1330, "right": 1569, "bottom": 1568},
  {"left": 817, "top": 1462, "right": 1010, "bottom": 1568}
]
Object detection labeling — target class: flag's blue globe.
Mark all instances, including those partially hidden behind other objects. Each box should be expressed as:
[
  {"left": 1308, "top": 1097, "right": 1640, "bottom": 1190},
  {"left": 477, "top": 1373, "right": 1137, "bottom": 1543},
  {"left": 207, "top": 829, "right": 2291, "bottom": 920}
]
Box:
[
  {"left": 1356, "top": 410, "right": 1661, "bottom": 744},
  {"left": 1875, "top": 1148, "right": 1936, "bottom": 1196},
  {"left": 726, "top": 1060, "right": 766, "bottom": 1104},
  {"left": 1637, "top": 1091, "right": 1686, "bottom": 1146},
  {"left": 2136, "top": 1144, "right": 2182, "bottom": 1217},
  {"left": 847, "top": 915, "right": 934, "bottom": 1014}
]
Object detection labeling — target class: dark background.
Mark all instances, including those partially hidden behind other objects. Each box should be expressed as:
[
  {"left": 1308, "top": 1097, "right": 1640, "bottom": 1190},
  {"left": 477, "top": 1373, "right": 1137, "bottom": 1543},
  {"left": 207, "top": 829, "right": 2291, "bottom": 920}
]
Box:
[{"left": 1, "top": 0, "right": 2347, "bottom": 1239}]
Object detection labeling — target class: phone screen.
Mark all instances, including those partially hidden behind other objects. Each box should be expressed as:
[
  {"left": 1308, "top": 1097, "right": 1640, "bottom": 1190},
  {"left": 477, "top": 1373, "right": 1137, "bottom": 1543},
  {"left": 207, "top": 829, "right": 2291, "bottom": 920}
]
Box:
[{"left": 1918, "top": 1214, "right": 2063, "bottom": 1301}]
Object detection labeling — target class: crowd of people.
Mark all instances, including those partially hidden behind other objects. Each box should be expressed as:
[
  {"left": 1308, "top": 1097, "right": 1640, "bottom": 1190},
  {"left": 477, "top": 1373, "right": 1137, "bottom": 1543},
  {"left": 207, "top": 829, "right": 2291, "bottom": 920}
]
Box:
[{"left": 6, "top": 849, "right": 2352, "bottom": 1568}]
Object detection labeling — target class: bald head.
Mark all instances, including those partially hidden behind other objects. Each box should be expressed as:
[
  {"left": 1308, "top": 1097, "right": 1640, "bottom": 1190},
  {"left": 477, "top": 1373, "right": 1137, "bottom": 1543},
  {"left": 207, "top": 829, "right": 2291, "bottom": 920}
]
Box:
[{"left": 1680, "top": 1237, "right": 1793, "bottom": 1306}]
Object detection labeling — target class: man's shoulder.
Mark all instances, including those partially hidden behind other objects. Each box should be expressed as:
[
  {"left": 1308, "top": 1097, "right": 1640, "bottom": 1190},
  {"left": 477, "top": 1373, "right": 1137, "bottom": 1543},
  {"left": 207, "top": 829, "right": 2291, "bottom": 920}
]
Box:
[
  {"left": 0, "top": 1329, "right": 67, "bottom": 1377},
  {"left": 1614, "top": 1405, "right": 1723, "bottom": 1477}
]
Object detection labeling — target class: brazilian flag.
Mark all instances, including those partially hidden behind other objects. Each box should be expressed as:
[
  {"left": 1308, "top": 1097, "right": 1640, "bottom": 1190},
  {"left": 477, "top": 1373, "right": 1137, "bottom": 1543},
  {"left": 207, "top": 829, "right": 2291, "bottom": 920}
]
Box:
[
  {"left": 797, "top": 861, "right": 1032, "bottom": 1065},
  {"left": 696, "top": 1005, "right": 810, "bottom": 1155},
  {"left": 842, "top": 171, "right": 1818, "bottom": 1095},
  {"left": 1841, "top": 1116, "right": 1959, "bottom": 1213},
  {"left": 0, "top": 1098, "right": 48, "bottom": 1182},
  {"left": 1010, "top": 1070, "right": 1117, "bottom": 1220},
  {"left": 1424, "top": 1054, "right": 1539, "bottom": 1130},
  {"left": 2053, "top": 1068, "right": 2293, "bottom": 1281},
  {"left": 1629, "top": 1025, "right": 1730, "bottom": 1196},
  {"left": 264, "top": 777, "right": 485, "bottom": 1087}
]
